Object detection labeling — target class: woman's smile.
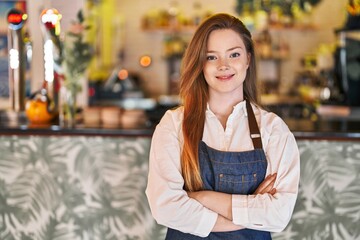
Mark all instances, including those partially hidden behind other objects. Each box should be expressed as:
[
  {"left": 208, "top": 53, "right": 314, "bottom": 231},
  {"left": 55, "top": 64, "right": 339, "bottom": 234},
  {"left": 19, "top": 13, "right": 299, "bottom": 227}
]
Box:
[{"left": 216, "top": 74, "right": 235, "bottom": 81}]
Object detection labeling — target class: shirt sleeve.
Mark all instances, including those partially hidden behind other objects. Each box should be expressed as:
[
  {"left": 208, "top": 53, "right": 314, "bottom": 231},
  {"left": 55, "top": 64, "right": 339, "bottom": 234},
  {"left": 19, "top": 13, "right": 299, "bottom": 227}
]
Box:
[
  {"left": 145, "top": 110, "right": 218, "bottom": 237},
  {"left": 231, "top": 116, "right": 300, "bottom": 232}
]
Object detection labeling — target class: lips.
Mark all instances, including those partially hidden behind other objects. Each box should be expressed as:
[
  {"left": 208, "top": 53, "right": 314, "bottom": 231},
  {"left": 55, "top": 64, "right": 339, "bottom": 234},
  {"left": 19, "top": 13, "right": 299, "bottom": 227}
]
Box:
[{"left": 216, "top": 74, "right": 235, "bottom": 80}]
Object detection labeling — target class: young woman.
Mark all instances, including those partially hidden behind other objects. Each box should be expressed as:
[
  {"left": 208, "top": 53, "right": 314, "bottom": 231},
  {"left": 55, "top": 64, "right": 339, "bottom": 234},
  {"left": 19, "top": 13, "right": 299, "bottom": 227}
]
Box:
[{"left": 146, "top": 13, "right": 300, "bottom": 239}]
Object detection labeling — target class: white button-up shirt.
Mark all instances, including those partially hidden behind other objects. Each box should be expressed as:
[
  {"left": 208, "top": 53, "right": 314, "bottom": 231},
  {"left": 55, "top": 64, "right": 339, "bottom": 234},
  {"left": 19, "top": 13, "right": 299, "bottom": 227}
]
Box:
[{"left": 146, "top": 100, "right": 300, "bottom": 237}]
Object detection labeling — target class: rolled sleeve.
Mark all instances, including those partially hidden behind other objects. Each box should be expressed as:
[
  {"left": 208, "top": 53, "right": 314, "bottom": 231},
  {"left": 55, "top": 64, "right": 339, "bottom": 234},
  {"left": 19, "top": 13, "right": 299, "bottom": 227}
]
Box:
[
  {"left": 232, "top": 195, "right": 249, "bottom": 225},
  {"left": 194, "top": 208, "right": 218, "bottom": 237}
]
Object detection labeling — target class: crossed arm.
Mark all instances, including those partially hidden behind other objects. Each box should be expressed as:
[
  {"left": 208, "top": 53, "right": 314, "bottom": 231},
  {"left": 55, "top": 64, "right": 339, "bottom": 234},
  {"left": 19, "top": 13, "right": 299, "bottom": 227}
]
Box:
[{"left": 187, "top": 173, "right": 277, "bottom": 232}]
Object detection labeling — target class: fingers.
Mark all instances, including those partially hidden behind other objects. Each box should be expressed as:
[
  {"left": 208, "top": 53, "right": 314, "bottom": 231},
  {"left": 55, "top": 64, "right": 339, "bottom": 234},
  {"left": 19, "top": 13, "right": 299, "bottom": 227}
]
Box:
[
  {"left": 254, "top": 173, "right": 277, "bottom": 195},
  {"left": 263, "top": 173, "right": 277, "bottom": 192},
  {"left": 261, "top": 174, "right": 276, "bottom": 190},
  {"left": 269, "top": 188, "right": 276, "bottom": 195},
  {"left": 254, "top": 174, "right": 274, "bottom": 194}
]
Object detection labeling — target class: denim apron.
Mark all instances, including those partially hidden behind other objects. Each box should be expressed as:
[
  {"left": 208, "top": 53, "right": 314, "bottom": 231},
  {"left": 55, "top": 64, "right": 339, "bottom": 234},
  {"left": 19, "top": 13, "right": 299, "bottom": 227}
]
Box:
[{"left": 165, "top": 101, "right": 271, "bottom": 239}]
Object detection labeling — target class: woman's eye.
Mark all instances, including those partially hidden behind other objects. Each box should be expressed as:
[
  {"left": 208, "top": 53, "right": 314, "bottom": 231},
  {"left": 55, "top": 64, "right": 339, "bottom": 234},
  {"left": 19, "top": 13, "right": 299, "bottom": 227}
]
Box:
[
  {"left": 206, "top": 55, "right": 217, "bottom": 61},
  {"left": 230, "top": 52, "right": 240, "bottom": 58}
]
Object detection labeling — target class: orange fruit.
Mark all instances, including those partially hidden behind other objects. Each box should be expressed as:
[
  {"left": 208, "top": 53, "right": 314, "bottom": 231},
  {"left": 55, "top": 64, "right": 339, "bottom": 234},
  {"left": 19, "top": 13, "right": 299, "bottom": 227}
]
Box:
[{"left": 25, "top": 99, "right": 55, "bottom": 124}]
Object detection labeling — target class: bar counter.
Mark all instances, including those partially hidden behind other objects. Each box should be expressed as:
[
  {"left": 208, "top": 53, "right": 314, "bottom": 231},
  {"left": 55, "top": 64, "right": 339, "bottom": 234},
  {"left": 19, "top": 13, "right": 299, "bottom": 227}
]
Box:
[
  {"left": 0, "top": 117, "right": 360, "bottom": 139},
  {"left": 0, "top": 122, "right": 154, "bottom": 137},
  {"left": 1, "top": 117, "right": 360, "bottom": 239}
]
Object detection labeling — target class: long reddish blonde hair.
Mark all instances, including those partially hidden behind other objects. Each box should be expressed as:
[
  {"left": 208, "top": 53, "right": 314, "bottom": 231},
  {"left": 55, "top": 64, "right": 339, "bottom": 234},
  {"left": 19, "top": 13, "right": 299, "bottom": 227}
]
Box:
[{"left": 179, "top": 13, "right": 259, "bottom": 191}]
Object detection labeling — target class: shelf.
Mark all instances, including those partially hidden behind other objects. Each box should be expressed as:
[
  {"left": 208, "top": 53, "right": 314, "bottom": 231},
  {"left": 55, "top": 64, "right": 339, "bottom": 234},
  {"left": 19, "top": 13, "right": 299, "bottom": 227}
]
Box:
[
  {"left": 257, "top": 54, "right": 289, "bottom": 61},
  {"left": 267, "top": 24, "right": 318, "bottom": 32},
  {"left": 142, "top": 26, "right": 196, "bottom": 34}
]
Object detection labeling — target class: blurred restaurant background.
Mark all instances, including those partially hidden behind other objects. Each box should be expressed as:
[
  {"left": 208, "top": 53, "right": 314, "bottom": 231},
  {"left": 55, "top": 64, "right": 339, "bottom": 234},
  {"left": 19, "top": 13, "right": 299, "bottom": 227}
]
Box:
[
  {"left": 0, "top": 0, "right": 360, "bottom": 239},
  {"left": 0, "top": 0, "right": 359, "bottom": 126}
]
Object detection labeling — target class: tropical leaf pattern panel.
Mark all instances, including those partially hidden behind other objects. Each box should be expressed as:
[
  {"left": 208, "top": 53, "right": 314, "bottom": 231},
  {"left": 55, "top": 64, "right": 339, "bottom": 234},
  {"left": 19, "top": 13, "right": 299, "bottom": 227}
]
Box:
[
  {"left": 1, "top": 136, "right": 359, "bottom": 240},
  {"left": 273, "top": 140, "right": 360, "bottom": 240},
  {"left": 0, "top": 135, "right": 166, "bottom": 240}
]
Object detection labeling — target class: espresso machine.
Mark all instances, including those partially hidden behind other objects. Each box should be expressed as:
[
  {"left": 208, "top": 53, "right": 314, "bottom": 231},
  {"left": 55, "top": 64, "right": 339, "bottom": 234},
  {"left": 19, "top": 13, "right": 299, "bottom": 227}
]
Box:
[{"left": 334, "top": 12, "right": 360, "bottom": 106}]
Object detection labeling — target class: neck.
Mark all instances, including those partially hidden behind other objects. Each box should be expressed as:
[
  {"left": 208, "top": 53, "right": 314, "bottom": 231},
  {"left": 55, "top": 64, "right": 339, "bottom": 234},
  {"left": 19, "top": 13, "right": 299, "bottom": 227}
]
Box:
[{"left": 208, "top": 92, "right": 244, "bottom": 129}]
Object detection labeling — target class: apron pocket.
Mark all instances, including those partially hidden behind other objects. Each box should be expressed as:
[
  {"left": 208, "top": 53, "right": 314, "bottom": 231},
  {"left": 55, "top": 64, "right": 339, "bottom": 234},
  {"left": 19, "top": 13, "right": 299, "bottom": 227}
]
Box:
[{"left": 218, "top": 173, "right": 258, "bottom": 194}]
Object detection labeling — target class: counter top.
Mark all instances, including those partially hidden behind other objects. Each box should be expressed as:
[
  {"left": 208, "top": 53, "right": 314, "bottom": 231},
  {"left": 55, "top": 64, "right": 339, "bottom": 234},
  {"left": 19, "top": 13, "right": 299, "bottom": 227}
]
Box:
[
  {"left": 1, "top": 118, "right": 360, "bottom": 140},
  {"left": 0, "top": 123, "right": 154, "bottom": 137},
  {"left": 284, "top": 118, "right": 360, "bottom": 140}
]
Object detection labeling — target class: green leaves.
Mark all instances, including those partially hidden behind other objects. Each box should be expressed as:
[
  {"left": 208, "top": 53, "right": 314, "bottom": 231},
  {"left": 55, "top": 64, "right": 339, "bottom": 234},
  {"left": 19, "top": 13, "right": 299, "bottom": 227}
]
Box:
[{"left": 62, "top": 10, "right": 93, "bottom": 92}]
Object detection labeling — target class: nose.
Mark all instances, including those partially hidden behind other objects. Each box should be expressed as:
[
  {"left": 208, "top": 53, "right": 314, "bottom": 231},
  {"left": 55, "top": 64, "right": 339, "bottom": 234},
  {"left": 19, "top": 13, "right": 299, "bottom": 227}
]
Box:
[{"left": 217, "top": 57, "right": 229, "bottom": 70}]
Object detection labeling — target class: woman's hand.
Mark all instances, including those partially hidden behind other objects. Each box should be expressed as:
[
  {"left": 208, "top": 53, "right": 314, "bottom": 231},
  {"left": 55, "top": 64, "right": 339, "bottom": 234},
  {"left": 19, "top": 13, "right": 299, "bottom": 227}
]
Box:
[
  {"left": 186, "top": 173, "right": 277, "bottom": 225},
  {"left": 254, "top": 173, "right": 277, "bottom": 195}
]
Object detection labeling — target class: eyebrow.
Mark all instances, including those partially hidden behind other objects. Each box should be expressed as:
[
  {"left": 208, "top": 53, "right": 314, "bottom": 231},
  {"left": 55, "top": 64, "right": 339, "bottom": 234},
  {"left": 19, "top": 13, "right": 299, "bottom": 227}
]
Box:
[{"left": 206, "top": 46, "right": 243, "bottom": 53}]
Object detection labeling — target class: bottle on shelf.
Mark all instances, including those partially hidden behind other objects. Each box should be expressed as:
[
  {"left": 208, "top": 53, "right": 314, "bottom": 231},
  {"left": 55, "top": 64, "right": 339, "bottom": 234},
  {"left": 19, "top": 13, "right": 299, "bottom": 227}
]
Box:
[{"left": 257, "top": 29, "right": 272, "bottom": 58}]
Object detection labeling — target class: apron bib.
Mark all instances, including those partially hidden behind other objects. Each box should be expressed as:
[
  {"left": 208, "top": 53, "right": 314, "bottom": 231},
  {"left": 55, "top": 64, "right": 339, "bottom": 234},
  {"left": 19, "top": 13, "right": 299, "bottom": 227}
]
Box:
[{"left": 166, "top": 101, "right": 271, "bottom": 239}]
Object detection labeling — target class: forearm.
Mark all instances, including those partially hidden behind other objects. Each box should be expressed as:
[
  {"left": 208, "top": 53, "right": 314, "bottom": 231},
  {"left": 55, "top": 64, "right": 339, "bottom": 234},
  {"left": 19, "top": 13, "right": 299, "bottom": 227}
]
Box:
[
  {"left": 188, "top": 191, "right": 233, "bottom": 220},
  {"left": 212, "top": 214, "right": 244, "bottom": 232}
]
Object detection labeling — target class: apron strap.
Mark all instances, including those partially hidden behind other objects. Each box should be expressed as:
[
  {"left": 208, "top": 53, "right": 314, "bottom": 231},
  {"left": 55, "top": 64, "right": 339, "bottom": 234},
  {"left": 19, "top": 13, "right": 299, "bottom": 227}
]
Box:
[{"left": 246, "top": 100, "right": 263, "bottom": 149}]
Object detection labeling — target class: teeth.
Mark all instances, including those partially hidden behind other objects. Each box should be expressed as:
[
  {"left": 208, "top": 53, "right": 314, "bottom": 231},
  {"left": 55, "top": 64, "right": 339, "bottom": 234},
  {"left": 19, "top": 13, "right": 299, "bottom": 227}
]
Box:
[{"left": 217, "top": 75, "right": 233, "bottom": 79}]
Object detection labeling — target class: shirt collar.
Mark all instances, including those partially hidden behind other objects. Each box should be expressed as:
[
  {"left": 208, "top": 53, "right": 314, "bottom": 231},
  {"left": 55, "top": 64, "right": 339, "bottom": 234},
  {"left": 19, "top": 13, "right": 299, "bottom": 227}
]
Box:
[
  {"left": 233, "top": 100, "right": 247, "bottom": 117},
  {"left": 206, "top": 100, "right": 247, "bottom": 117}
]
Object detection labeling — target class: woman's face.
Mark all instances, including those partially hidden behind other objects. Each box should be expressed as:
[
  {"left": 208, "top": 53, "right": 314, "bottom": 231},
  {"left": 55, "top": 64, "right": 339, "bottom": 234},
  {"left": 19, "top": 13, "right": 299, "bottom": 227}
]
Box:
[{"left": 203, "top": 29, "right": 250, "bottom": 99}]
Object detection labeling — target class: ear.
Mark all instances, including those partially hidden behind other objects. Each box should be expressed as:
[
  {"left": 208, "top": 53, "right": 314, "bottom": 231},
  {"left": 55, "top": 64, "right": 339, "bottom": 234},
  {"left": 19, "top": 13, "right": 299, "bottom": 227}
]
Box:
[{"left": 246, "top": 53, "right": 251, "bottom": 68}]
